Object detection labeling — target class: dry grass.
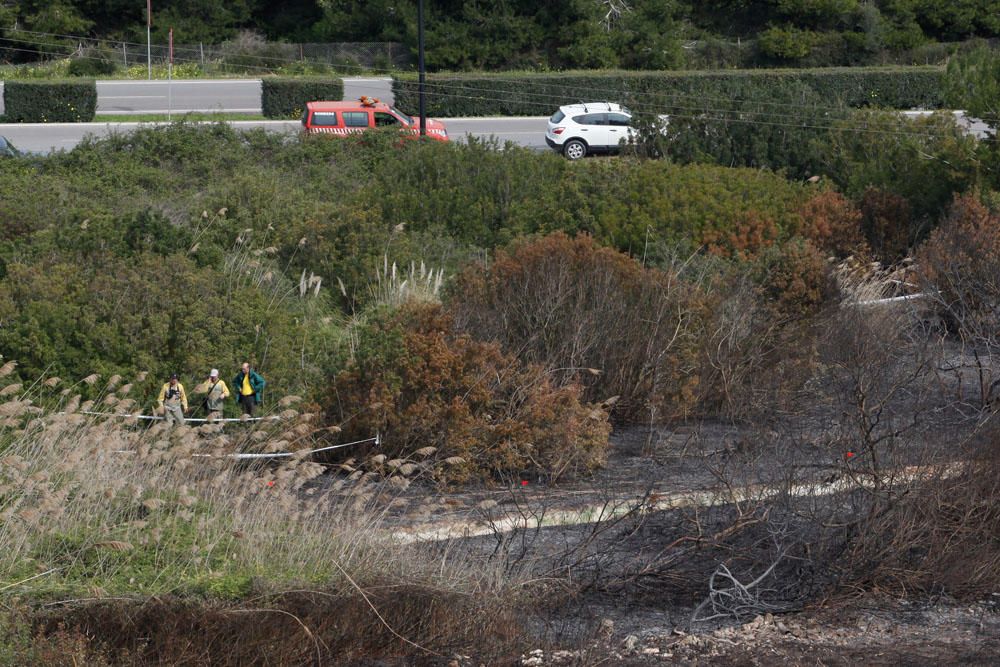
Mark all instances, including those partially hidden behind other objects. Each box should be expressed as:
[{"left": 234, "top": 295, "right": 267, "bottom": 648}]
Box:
[
  {"left": 0, "top": 371, "right": 526, "bottom": 661},
  {"left": 368, "top": 256, "right": 445, "bottom": 309}
]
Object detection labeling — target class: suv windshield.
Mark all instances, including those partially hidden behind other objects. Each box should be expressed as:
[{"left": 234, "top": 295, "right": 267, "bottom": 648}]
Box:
[{"left": 549, "top": 110, "right": 565, "bottom": 123}]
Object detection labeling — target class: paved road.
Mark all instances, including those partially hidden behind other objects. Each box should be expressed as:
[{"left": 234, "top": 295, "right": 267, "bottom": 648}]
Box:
[
  {"left": 96, "top": 79, "right": 262, "bottom": 114},
  {"left": 0, "top": 117, "right": 551, "bottom": 154},
  {"left": 0, "top": 79, "right": 264, "bottom": 116},
  {"left": 342, "top": 77, "right": 394, "bottom": 105}
]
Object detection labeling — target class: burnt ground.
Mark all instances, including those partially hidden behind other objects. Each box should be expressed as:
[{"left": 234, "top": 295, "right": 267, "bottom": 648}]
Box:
[
  {"left": 323, "top": 409, "right": 1000, "bottom": 665},
  {"left": 303, "top": 333, "right": 1000, "bottom": 665}
]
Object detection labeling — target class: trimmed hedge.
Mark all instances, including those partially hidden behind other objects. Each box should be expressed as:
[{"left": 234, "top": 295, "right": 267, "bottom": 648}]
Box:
[
  {"left": 2, "top": 80, "right": 97, "bottom": 122},
  {"left": 392, "top": 66, "right": 945, "bottom": 117},
  {"left": 260, "top": 77, "right": 344, "bottom": 119}
]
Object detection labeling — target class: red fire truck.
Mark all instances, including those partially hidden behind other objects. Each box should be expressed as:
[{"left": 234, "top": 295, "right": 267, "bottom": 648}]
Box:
[{"left": 301, "top": 97, "right": 448, "bottom": 141}]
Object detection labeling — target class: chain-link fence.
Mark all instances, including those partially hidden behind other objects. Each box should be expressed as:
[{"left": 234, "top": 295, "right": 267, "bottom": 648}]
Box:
[{"left": 3, "top": 33, "right": 411, "bottom": 75}]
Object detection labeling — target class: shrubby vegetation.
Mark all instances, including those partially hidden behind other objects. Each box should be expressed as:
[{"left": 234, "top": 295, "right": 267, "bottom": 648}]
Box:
[
  {"left": 0, "top": 116, "right": 994, "bottom": 472},
  {"left": 1, "top": 69, "right": 999, "bottom": 662},
  {"left": 392, "top": 66, "right": 945, "bottom": 118},
  {"left": 0, "top": 125, "right": 794, "bottom": 418},
  {"left": 449, "top": 233, "right": 707, "bottom": 422},
  {"left": 2, "top": 1, "right": 998, "bottom": 73},
  {"left": 329, "top": 302, "right": 611, "bottom": 484},
  {"left": 1, "top": 80, "right": 97, "bottom": 122}
]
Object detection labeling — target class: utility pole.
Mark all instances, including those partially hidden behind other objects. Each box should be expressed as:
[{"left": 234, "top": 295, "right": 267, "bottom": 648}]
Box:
[
  {"left": 167, "top": 28, "right": 173, "bottom": 120},
  {"left": 146, "top": 0, "right": 152, "bottom": 80},
  {"left": 417, "top": 0, "right": 426, "bottom": 137}
]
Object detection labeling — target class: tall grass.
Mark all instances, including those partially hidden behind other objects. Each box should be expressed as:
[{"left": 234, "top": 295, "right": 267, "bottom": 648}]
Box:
[{"left": 0, "top": 372, "right": 511, "bottom": 605}]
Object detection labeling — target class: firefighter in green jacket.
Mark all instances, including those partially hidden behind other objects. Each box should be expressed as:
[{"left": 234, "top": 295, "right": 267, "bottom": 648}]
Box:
[
  {"left": 233, "top": 362, "right": 265, "bottom": 417},
  {"left": 157, "top": 373, "right": 188, "bottom": 427}
]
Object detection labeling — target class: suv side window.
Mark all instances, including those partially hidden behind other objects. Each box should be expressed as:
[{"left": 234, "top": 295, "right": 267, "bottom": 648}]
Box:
[
  {"left": 343, "top": 111, "right": 370, "bottom": 127},
  {"left": 373, "top": 112, "right": 400, "bottom": 127},
  {"left": 311, "top": 111, "right": 339, "bottom": 127},
  {"left": 572, "top": 113, "right": 607, "bottom": 126},
  {"left": 607, "top": 113, "right": 631, "bottom": 127}
]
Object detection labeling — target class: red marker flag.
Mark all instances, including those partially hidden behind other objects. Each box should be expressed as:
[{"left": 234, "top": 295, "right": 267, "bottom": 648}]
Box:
[{"left": 147, "top": 0, "right": 152, "bottom": 28}]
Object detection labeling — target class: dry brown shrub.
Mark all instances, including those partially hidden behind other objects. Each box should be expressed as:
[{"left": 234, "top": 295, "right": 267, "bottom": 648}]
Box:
[
  {"left": 448, "top": 233, "right": 707, "bottom": 423},
  {"left": 328, "top": 302, "right": 611, "bottom": 484},
  {"left": 701, "top": 210, "right": 780, "bottom": 260},
  {"left": 916, "top": 192, "right": 1000, "bottom": 327},
  {"left": 753, "top": 238, "right": 838, "bottom": 319},
  {"left": 794, "top": 190, "right": 866, "bottom": 257},
  {"left": 916, "top": 192, "right": 1000, "bottom": 406}
]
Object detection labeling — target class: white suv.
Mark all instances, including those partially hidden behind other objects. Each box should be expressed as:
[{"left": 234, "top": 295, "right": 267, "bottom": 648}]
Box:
[{"left": 545, "top": 103, "right": 636, "bottom": 160}]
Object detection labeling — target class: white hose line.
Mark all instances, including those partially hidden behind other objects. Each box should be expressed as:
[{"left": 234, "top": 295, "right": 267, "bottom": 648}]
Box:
[{"left": 393, "top": 462, "right": 960, "bottom": 544}]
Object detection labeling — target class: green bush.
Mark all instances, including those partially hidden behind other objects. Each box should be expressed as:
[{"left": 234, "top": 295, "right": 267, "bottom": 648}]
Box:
[
  {"left": 818, "top": 110, "right": 980, "bottom": 238},
  {"left": 2, "top": 80, "right": 97, "bottom": 122},
  {"left": 391, "top": 66, "right": 945, "bottom": 117},
  {"left": 260, "top": 77, "right": 344, "bottom": 119},
  {"left": 757, "top": 26, "right": 818, "bottom": 61},
  {"left": 67, "top": 49, "right": 119, "bottom": 77},
  {"left": 649, "top": 79, "right": 830, "bottom": 180}
]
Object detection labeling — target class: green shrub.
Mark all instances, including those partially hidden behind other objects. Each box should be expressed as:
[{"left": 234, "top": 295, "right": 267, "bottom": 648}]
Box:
[
  {"left": 2, "top": 80, "right": 97, "bottom": 122},
  {"left": 67, "top": 49, "right": 118, "bottom": 77},
  {"left": 260, "top": 77, "right": 344, "bottom": 119},
  {"left": 391, "top": 66, "right": 945, "bottom": 117},
  {"left": 818, "top": 110, "right": 980, "bottom": 242},
  {"left": 758, "top": 26, "right": 818, "bottom": 61},
  {"left": 650, "top": 79, "right": 830, "bottom": 180}
]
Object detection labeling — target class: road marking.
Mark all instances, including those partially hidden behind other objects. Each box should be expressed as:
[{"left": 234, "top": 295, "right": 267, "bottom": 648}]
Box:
[
  {"left": 96, "top": 108, "right": 262, "bottom": 114},
  {"left": 98, "top": 79, "right": 261, "bottom": 85}
]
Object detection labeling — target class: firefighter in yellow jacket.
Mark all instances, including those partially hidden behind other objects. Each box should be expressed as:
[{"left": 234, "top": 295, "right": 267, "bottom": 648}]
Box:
[{"left": 157, "top": 373, "right": 188, "bottom": 427}]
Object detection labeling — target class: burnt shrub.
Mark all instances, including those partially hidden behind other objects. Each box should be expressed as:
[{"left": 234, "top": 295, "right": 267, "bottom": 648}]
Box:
[
  {"left": 840, "top": 432, "right": 1000, "bottom": 599},
  {"left": 916, "top": 192, "right": 1000, "bottom": 325},
  {"left": 448, "top": 233, "right": 707, "bottom": 423},
  {"left": 915, "top": 192, "right": 1000, "bottom": 405},
  {"left": 327, "top": 302, "right": 611, "bottom": 484},
  {"left": 860, "top": 187, "right": 914, "bottom": 260},
  {"left": 794, "top": 190, "right": 866, "bottom": 257}
]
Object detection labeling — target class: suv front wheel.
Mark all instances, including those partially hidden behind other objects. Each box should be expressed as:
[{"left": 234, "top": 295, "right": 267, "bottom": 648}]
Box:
[{"left": 563, "top": 139, "right": 587, "bottom": 160}]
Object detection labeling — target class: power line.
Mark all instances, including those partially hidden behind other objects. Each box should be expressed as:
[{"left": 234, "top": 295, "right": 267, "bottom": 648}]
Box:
[
  {"left": 0, "top": 34, "right": 982, "bottom": 142},
  {"left": 2, "top": 27, "right": 951, "bottom": 117}
]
